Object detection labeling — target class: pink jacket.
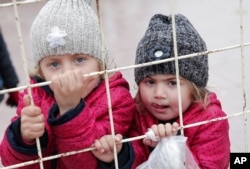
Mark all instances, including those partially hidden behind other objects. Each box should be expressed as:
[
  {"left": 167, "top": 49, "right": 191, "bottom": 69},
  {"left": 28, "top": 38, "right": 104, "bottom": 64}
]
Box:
[
  {"left": 0, "top": 72, "right": 135, "bottom": 169},
  {"left": 130, "top": 92, "right": 230, "bottom": 169}
]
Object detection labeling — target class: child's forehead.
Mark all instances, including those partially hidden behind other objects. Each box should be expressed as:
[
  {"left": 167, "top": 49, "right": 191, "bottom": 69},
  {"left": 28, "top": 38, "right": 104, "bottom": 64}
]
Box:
[
  {"left": 144, "top": 74, "right": 191, "bottom": 85},
  {"left": 146, "top": 74, "right": 179, "bottom": 79},
  {"left": 41, "top": 54, "right": 92, "bottom": 60}
]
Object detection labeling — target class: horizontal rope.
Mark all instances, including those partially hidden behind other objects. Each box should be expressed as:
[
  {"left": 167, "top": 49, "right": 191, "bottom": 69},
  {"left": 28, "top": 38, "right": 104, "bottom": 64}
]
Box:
[
  {"left": 0, "top": 0, "right": 45, "bottom": 8},
  {"left": 1, "top": 42, "right": 250, "bottom": 95},
  {"left": 1, "top": 110, "right": 249, "bottom": 169}
]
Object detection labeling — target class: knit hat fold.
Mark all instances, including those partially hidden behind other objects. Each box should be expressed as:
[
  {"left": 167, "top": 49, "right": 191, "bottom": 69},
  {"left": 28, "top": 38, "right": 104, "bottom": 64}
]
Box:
[
  {"left": 134, "top": 14, "right": 208, "bottom": 87},
  {"left": 30, "top": 0, "right": 106, "bottom": 65}
]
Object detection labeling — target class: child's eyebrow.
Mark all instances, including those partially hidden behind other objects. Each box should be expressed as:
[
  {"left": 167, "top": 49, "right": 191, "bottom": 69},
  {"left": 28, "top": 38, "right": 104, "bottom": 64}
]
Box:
[
  {"left": 164, "top": 76, "right": 186, "bottom": 82},
  {"left": 44, "top": 57, "right": 59, "bottom": 62},
  {"left": 168, "top": 77, "right": 178, "bottom": 80}
]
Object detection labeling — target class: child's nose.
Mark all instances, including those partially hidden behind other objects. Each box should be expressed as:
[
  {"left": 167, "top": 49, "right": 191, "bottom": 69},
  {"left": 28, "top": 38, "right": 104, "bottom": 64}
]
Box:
[
  {"left": 62, "top": 63, "right": 73, "bottom": 73},
  {"left": 154, "top": 85, "right": 166, "bottom": 99}
]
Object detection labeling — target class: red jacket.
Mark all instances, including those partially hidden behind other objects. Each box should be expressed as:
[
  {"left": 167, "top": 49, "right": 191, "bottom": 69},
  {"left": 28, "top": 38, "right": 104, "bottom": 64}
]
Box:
[
  {"left": 130, "top": 92, "right": 230, "bottom": 169},
  {"left": 0, "top": 72, "right": 135, "bottom": 169}
]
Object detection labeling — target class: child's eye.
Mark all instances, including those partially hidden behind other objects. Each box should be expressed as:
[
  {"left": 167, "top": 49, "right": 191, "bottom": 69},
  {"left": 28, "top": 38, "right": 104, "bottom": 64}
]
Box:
[
  {"left": 168, "top": 81, "right": 177, "bottom": 86},
  {"left": 75, "top": 57, "right": 84, "bottom": 63},
  {"left": 145, "top": 79, "right": 154, "bottom": 85},
  {"left": 50, "top": 62, "right": 59, "bottom": 68}
]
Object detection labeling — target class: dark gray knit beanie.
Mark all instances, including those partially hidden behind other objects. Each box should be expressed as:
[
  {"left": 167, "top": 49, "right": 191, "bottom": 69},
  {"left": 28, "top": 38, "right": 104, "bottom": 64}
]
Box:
[{"left": 134, "top": 14, "right": 208, "bottom": 87}]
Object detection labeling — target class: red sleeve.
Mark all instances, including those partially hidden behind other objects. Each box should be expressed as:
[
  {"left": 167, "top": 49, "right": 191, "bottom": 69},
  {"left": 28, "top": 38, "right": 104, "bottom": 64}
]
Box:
[
  {"left": 1, "top": 73, "right": 135, "bottom": 168},
  {"left": 0, "top": 89, "right": 53, "bottom": 168},
  {"left": 48, "top": 76, "right": 135, "bottom": 168},
  {"left": 188, "top": 117, "right": 230, "bottom": 169}
]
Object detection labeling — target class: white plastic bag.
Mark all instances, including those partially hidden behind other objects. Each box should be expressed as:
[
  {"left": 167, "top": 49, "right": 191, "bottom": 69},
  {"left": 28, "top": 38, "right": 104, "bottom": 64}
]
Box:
[
  {"left": 185, "top": 144, "right": 200, "bottom": 169},
  {"left": 136, "top": 135, "right": 200, "bottom": 169}
]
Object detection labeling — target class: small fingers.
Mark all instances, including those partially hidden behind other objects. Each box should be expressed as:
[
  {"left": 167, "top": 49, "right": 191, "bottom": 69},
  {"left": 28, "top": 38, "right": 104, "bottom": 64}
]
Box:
[
  {"left": 94, "top": 139, "right": 105, "bottom": 153},
  {"left": 94, "top": 135, "right": 122, "bottom": 154},
  {"left": 151, "top": 123, "right": 171, "bottom": 138},
  {"left": 23, "top": 95, "right": 31, "bottom": 106},
  {"left": 105, "top": 135, "right": 122, "bottom": 152},
  {"left": 164, "top": 123, "right": 172, "bottom": 136},
  {"left": 172, "top": 122, "right": 180, "bottom": 135},
  {"left": 114, "top": 134, "right": 123, "bottom": 143},
  {"left": 151, "top": 123, "right": 180, "bottom": 139},
  {"left": 21, "top": 106, "right": 43, "bottom": 118}
]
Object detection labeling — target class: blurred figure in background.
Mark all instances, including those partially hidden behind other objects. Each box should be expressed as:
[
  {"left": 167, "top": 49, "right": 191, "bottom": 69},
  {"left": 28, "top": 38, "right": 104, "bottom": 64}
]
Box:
[{"left": 0, "top": 28, "right": 19, "bottom": 107}]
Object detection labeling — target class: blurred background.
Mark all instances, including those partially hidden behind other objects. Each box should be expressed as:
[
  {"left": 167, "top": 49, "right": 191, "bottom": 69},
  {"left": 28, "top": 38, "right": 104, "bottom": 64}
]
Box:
[{"left": 0, "top": 0, "right": 250, "bottom": 167}]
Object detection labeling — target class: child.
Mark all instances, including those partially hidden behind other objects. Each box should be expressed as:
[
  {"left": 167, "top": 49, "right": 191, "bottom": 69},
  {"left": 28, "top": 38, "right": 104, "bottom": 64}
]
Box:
[
  {"left": 92, "top": 14, "right": 230, "bottom": 169},
  {"left": 0, "top": 0, "right": 135, "bottom": 168},
  {"left": 0, "top": 29, "right": 19, "bottom": 107}
]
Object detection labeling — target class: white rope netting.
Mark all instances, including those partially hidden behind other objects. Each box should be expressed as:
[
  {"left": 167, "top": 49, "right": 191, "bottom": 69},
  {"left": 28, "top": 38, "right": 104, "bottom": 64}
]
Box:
[{"left": 0, "top": 0, "right": 249, "bottom": 168}]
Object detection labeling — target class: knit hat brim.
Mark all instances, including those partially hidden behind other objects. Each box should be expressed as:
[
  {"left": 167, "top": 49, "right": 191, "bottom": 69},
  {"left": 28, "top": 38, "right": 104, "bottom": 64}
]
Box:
[{"left": 134, "top": 14, "right": 208, "bottom": 87}]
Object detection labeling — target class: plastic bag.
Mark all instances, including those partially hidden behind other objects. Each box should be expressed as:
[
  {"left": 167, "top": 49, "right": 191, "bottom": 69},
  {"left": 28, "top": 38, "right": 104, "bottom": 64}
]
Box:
[
  {"left": 185, "top": 144, "right": 200, "bottom": 169},
  {"left": 136, "top": 135, "right": 199, "bottom": 169}
]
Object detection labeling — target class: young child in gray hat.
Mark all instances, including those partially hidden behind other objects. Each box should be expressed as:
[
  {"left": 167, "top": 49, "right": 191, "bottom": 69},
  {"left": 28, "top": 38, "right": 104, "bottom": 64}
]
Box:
[
  {"left": 0, "top": 0, "right": 135, "bottom": 168},
  {"left": 92, "top": 14, "right": 230, "bottom": 169}
]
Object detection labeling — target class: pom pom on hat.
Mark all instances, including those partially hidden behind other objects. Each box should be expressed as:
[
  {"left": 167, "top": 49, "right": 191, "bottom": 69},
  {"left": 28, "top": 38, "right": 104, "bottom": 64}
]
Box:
[
  {"left": 134, "top": 14, "right": 208, "bottom": 87},
  {"left": 30, "top": 0, "right": 106, "bottom": 65}
]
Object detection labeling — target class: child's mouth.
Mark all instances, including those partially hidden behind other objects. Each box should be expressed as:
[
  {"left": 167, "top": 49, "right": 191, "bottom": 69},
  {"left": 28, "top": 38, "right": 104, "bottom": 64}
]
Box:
[{"left": 152, "top": 103, "right": 169, "bottom": 110}]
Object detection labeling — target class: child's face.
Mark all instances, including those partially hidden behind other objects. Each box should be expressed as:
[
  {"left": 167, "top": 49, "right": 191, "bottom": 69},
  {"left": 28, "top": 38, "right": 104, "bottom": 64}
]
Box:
[
  {"left": 39, "top": 54, "right": 100, "bottom": 80},
  {"left": 139, "top": 74, "right": 193, "bottom": 121},
  {"left": 39, "top": 54, "right": 101, "bottom": 97}
]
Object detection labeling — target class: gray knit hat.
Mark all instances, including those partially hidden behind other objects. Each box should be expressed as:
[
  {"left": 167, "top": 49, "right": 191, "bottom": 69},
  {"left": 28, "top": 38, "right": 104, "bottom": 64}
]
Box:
[
  {"left": 30, "top": 0, "right": 106, "bottom": 65},
  {"left": 135, "top": 14, "right": 208, "bottom": 87}
]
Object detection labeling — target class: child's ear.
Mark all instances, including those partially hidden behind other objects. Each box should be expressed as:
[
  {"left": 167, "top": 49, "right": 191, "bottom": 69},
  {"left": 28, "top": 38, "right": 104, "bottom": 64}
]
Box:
[
  {"left": 31, "top": 65, "right": 45, "bottom": 79},
  {"left": 38, "top": 68, "right": 46, "bottom": 79},
  {"left": 98, "top": 62, "right": 105, "bottom": 79}
]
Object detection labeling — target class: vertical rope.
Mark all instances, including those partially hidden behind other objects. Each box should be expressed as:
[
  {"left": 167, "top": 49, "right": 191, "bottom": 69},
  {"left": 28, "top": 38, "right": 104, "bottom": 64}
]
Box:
[
  {"left": 0, "top": 0, "right": 249, "bottom": 168},
  {"left": 96, "top": 0, "right": 119, "bottom": 168},
  {"left": 0, "top": 0, "right": 45, "bottom": 8},
  {"left": 170, "top": 0, "right": 184, "bottom": 136},
  {"left": 239, "top": 0, "right": 248, "bottom": 152},
  {"left": 12, "top": 0, "right": 44, "bottom": 168}
]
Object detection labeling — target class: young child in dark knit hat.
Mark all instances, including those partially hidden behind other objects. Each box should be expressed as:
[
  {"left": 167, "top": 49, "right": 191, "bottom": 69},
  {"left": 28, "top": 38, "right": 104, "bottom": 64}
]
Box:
[
  {"left": 0, "top": 0, "right": 134, "bottom": 168},
  {"left": 92, "top": 14, "right": 230, "bottom": 169}
]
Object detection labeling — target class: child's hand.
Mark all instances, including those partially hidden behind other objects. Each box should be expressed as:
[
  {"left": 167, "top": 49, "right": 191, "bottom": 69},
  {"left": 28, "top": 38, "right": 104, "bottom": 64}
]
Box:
[
  {"left": 143, "top": 122, "right": 179, "bottom": 147},
  {"left": 50, "top": 70, "right": 97, "bottom": 115},
  {"left": 92, "top": 134, "right": 123, "bottom": 163},
  {"left": 20, "top": 95, "right": 45, "bottom": 143}
]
